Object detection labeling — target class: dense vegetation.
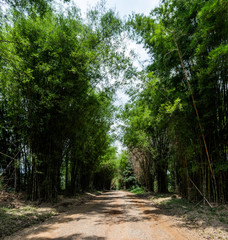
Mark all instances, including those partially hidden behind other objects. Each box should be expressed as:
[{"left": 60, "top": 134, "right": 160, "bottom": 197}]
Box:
[
  {"left": 0, "top": 0, "right": 134, "bottom": 201},
  {"left": 121, "top": 0, "right": 228, "bottom": 203},
  {"left": 0, "top": 0, "right": 227, "bottom": 204}
]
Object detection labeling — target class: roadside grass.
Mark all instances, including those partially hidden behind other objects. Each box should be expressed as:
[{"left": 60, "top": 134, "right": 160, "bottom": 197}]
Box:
[
  {"left": 130, "top": 187, "right": 146, "bottom": 195},
  {"left": 0, "top": 191, "right": 98, "bottom": 239},
  {"left": 151, "top": 195, "right": 228, "bottom": 223},
  {"left": 148, "top": 194, "right": 228, "bottom": 239},
  {"left": 153, "top": 196, "right": 193, "bottom": 210},
  {"left": 0, "top": 205, "right": 56, "bottom": 238},
  {"left": 129, "top": 189, "right": 228, "bottom": 239}
]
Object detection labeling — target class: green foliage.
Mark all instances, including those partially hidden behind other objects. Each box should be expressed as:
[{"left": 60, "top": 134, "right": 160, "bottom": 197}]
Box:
[
  {"left": 93, "top": 146, "right": 117, "bottom": 190},
  {"left": 0, "top": 0, "right": 130, "bottom": 200},
  {"left": 1, "top": 0, "right": 227, "bottom": 205},
  {"left": 123, "top": 0, "right": 228, "bottom": 202},
  {"left": 113, "top": 151, "right": 137, "bottom": 190},
  {"left": 130, "top": 187, "right": 145, "bottom": 195}
]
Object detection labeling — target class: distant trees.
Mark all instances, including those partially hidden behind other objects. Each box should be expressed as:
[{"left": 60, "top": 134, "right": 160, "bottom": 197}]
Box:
[
  {"left": 111, "top": 151, "right": 137, "bottom": 190},
  {"left": 122, "top": 0, "right": 228, "bottom": 203}
]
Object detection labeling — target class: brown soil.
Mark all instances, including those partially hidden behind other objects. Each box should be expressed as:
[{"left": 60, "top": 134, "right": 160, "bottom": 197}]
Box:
[{"left": 3, "top": 191, "right": 226, "bottom": 240}]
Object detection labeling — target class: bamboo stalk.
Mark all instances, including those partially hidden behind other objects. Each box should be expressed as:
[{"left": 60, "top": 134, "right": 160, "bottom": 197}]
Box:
[
  {"left": 171, "top": 30, "right": 218, "bottom": 202},
  {"left": 189, "top": 177, "right": 213, "bottom": 208},
  {"left": 0, "top": 151, "right": 20, "bottom": 176}
]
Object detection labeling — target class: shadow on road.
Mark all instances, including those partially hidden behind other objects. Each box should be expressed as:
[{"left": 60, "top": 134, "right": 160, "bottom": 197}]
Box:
[
  {"left": 6, "top": 191, "right": 228, "bottom": 240},
  {"left": 26, "top": 233, "right": 106, "bottom": 240}
]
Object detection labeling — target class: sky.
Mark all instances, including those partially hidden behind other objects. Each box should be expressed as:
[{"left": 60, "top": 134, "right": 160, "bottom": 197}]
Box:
[
  {"left": 69, "top": 0, "right": 161, "bottom": 104},
  {"left": 72, "top": 0, "right": 161, "bottom": 152},
  {"left": 73, "top": 0, "right": 160, "bottom": 19}
]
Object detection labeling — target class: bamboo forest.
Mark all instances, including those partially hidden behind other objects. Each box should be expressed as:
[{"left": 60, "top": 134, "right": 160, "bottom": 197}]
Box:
[{"left": 0, "top": 0, "right": 227, "bottom": 207}]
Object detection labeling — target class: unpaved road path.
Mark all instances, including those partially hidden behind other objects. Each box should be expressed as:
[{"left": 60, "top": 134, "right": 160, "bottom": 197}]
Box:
[{"left": 5, "top": 191, "right": 201, "bottom": 240}]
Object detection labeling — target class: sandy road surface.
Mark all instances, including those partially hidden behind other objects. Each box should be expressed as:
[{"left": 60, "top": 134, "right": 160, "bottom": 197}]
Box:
[{"left": 5, "top": 191, "right": 200, "bottom": 240}]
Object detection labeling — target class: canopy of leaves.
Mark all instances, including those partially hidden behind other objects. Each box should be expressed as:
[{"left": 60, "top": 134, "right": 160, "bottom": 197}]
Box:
[{"left": 122, "top": 0, "right": 228, "bottom": 201}]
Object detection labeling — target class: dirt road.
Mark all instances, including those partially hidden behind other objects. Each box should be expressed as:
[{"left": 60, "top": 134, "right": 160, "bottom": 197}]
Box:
[{"left": 5, "top": 191, "right": 201, "bottom": 240}]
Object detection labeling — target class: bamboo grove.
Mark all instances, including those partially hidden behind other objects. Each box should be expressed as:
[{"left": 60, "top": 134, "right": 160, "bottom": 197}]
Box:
[
  {"left": 0, "top": 0, "right": 227, "bottom": 204},
  {"left": 121, "top": 0, "right": 228, "bottom": 203},
  {"left": 0, "top": 0, "right": 134, "bottom": 201}
]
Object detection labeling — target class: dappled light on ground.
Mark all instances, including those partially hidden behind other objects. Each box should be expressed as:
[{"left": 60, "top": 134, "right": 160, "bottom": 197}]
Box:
[{"left": 4, "top": 191, "right": 215, "bottom": 240}]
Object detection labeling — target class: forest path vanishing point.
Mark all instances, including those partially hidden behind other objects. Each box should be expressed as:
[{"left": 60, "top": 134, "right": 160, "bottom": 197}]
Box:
[{"left": 5, "top": 191, "right": 202, "bottom": 240}]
